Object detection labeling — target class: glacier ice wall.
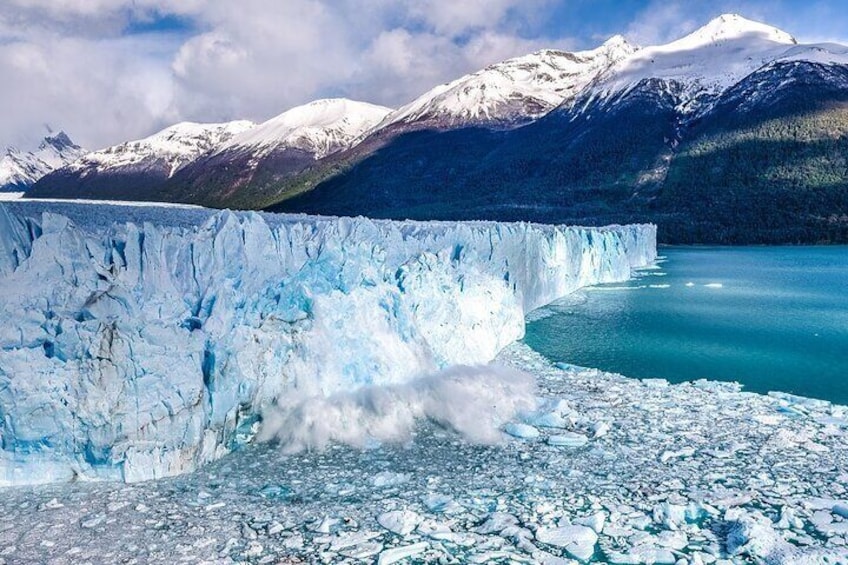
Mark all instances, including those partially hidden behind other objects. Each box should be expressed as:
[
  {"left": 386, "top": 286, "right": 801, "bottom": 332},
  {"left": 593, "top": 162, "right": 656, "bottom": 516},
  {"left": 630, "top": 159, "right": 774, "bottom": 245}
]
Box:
[{"left": 0, "top": 203, "right": 655, "bottom": 485}]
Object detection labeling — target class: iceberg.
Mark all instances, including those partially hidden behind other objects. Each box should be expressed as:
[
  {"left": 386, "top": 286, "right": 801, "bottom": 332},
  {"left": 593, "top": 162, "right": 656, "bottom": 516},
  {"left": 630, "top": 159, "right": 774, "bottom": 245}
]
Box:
[{"left": 0, "top": 202, "right": 656, "bottom": 485}]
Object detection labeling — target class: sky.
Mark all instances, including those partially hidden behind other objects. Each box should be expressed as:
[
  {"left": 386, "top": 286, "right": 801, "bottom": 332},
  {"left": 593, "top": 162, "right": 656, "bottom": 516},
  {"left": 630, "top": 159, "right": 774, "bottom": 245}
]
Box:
[{"left": 1, "top": 0, "right": 846, "bottom": 151}]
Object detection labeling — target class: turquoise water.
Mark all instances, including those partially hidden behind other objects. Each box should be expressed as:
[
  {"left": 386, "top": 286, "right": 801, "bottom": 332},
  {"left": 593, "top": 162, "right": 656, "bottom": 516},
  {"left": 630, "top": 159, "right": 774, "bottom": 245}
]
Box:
[{"left": 524, "top": 247, "right": 848, "bottom": 404}]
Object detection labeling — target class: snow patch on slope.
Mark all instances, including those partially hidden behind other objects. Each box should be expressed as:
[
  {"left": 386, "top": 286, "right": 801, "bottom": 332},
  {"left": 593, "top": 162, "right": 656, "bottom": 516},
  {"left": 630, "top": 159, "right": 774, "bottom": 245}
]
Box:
[
  {"left": 776, "top": 42, "right": 848, "bottom": 65},
  {"left": 220, "top": 98, "right": 392, "bottom": 159},
  {"left": 0, "top": 202, "right": 655, "bottom": 485}
]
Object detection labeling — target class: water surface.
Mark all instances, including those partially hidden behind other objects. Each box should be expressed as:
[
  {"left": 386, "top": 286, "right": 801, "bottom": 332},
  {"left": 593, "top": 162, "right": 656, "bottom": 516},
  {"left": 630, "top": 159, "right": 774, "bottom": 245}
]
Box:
[{"left": 524, "top": 247, "right": 848, "bottom": 404}]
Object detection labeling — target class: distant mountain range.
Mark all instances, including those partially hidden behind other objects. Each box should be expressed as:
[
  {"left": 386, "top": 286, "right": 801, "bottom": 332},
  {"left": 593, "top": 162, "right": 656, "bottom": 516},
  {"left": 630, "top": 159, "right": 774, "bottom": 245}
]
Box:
[{"left": 25, "top": 14, "right": 848, "bottom": 243}]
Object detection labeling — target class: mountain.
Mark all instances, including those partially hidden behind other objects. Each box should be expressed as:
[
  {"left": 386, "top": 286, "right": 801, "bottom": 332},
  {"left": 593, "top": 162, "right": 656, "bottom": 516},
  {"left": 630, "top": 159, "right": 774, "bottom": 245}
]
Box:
[
  {"left": 27, "top": 121, "right": 254, "bottom": 201},
  {"left": 376, "top": 36, "right": 636, "bottom": 131},
  {"left": 183, "top": 40, "right": 637, "bottom": 209},
  {"left": 160, "top": 99, "right": 392, "bottom": 208},
  {"left": 272, "top": 14, "right": 848, "bottom": 244},
  {"left": 26, "top": 14, "right": 848, "bottom": 243},
  {"left": 29, "top": 99, "right": 391, "bottom": 207},
  {"left": 0, "top": 132, "right": 84, "bottom": 195},
  {"left": 27, "top": 42, "right": 634, "bottom": 208},
  {"left": 589, "top": 14, "right": 796, "bottom": 105}
]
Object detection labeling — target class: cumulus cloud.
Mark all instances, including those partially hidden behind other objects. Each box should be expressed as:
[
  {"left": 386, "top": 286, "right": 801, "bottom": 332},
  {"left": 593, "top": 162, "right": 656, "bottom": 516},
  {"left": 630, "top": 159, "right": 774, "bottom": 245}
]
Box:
[{"left": 257, "top": 364, "right": 537, "bottom": 453}]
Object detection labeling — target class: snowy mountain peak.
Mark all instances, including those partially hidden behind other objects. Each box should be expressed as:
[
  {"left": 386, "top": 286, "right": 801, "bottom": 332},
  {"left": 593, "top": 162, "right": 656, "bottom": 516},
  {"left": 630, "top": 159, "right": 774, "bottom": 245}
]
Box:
[
  {"left": 0, "top": 132, "right": 85, "bottom": 194},
  {"left": 589, "top": 14, "right": 803, "bottom": 107},
  {"left": 601, "top": 34, "right": 638, "bottom": 53},
  {"left": 671, "top": 13, "right": 797, "bottom": 50},
  {"left": 222, "top": 98, "right": 392, "bottom": 159},
  {"left": 377, "top": 38, "right": 637, "bottom": 131}
]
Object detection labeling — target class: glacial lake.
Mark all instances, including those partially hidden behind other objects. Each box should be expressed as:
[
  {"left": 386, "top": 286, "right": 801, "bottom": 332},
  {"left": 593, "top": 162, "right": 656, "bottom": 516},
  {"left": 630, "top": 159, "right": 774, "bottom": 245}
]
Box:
[{"left": 524, "top": 246, "right": 848, "bottom": 404}]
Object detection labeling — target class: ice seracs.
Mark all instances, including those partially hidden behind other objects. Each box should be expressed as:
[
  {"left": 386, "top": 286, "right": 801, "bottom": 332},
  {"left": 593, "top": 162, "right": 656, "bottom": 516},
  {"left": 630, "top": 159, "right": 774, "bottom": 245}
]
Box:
[{"left": 0, "top": 132, "right": 85, "bottom": 194}]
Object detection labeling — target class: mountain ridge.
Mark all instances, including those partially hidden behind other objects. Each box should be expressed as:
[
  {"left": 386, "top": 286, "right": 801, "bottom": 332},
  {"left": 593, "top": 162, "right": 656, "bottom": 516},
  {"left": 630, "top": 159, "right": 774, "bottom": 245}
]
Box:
[{"left": 25, "top": 14, "right": 848, "bottom": 243}]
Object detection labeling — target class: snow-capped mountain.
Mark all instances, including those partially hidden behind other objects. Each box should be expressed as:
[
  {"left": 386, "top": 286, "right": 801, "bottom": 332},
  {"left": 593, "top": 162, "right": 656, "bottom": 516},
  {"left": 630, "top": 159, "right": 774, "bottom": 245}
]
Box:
[
  {"left": 26, "top": 120, "right": 254, "bottom": 201},
  {"left": 63, "top": 120, "right": 255, "bottom": 179},
  {"left": 0, "top": 132, "right": 84, "bottom": 194},
  {"left": 375, "top": 36, "right": 636, "bottom": 131},
  {"left": 586, "top": 14, "right": 798, "bottom": 112},
  {"left": 217, "top": 98, "right": 392, "bottom": 159},
  {"left": 158, "top": 98, "right": 392, "bottom": 208},
  {"left": 275, "top": 15, "right": 848, "bottom": 244},
  {"left": 29, "top": 99, "right": 390, "bottom": 204},
  {"left": 25, "top": 13, "right": 848, "bottom": 244}
]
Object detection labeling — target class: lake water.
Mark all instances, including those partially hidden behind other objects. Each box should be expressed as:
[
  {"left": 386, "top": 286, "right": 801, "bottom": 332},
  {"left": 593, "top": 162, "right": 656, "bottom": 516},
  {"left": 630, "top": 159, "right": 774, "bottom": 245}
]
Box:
[{"left": 524, "top": 246, "right": 848, "bottom": 404}]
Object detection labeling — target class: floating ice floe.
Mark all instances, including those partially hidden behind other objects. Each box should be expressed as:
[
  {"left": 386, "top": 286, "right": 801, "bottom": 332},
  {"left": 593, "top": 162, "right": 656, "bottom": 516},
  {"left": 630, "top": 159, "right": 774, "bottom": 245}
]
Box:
[
  {"left": 0, "top": 343, "right": 846, "bottom": 562},
  {"left": 504, "top": 422, "right": 541, "bottom": 439}
]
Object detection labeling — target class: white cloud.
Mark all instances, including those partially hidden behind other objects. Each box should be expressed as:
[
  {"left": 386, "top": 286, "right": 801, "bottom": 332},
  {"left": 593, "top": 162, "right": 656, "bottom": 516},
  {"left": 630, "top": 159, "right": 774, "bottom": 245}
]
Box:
[
  {"left": 408, "top": 0, "right": 545, "bottom": 36},
  {"left": 624, "top": 1, "right": 700, "bottom": 46},
  {"left": 0, "top": 0, "right": 574, "bottom": 150},
  {"left": 0, "top": 31, "right": 181, "bottom": 149}
]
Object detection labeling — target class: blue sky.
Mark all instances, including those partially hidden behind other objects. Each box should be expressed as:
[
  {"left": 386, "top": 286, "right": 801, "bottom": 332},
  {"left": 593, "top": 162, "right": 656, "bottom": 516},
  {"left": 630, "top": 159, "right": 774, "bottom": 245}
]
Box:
[{"left": 1, "top": 0, "right": 847, "bottom": 150}]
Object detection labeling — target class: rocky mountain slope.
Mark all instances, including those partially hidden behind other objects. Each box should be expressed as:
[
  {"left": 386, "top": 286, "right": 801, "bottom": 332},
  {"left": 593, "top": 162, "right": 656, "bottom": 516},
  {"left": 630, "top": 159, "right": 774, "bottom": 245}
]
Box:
[{"left": 27, "top": 121, "right": 254, "bottom": 201}]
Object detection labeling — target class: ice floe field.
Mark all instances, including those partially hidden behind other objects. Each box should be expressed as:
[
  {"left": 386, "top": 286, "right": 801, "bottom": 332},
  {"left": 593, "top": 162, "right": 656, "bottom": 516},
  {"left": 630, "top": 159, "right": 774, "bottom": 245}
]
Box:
[
  {"left": 0, "top": 201, "right": 846, "bottom": 564},
  {"left": 2, "top": 344, "right": 848, "bottom": 563}
]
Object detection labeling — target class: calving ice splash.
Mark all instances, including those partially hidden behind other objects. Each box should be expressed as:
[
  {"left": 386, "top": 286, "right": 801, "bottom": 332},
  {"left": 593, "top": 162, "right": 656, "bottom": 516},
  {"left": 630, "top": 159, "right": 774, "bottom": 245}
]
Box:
[{"left": 0, "top": 203, "right": 656, "bottom": 485}]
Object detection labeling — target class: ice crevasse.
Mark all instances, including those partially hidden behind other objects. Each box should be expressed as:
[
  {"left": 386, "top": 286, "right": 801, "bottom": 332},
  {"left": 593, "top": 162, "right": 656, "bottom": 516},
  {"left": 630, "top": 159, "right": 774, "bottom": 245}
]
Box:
[{"left": 0, "top": 203, "right": 656, "bottom": 485}]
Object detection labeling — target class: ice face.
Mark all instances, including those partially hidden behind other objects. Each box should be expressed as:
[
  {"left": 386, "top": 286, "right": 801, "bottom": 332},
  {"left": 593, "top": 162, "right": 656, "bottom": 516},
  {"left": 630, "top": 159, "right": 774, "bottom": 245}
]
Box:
[{"left": 0, "top": 202, "right": 656, "bottom": 485}]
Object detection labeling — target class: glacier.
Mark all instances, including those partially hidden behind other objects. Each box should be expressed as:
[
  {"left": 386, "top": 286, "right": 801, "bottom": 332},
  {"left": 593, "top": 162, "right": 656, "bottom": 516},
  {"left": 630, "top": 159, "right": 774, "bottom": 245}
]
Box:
[{"left": 0, "top": 201, "right": 655, "bottom": 485}]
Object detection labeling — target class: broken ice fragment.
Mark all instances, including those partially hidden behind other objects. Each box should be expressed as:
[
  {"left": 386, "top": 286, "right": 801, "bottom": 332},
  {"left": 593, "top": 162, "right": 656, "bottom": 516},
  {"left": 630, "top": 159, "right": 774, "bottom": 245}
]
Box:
[
  {"left": 377, "top": 542, "right": 428, "bottom": 565},
  {"left": 377, "top": 510, "right": 422, "bottom": 536},
  {"left": 504, "top": 422, "right": 541, "bottom": 439},
  {"left": 536, "top": 525, "right": 598, "bottom": 561},
  {"left": 548, "top": 433, "right": 589, "bottom": 448},
  {"left": 422, "top": 493, "right": 462, "bottom": 514}
]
